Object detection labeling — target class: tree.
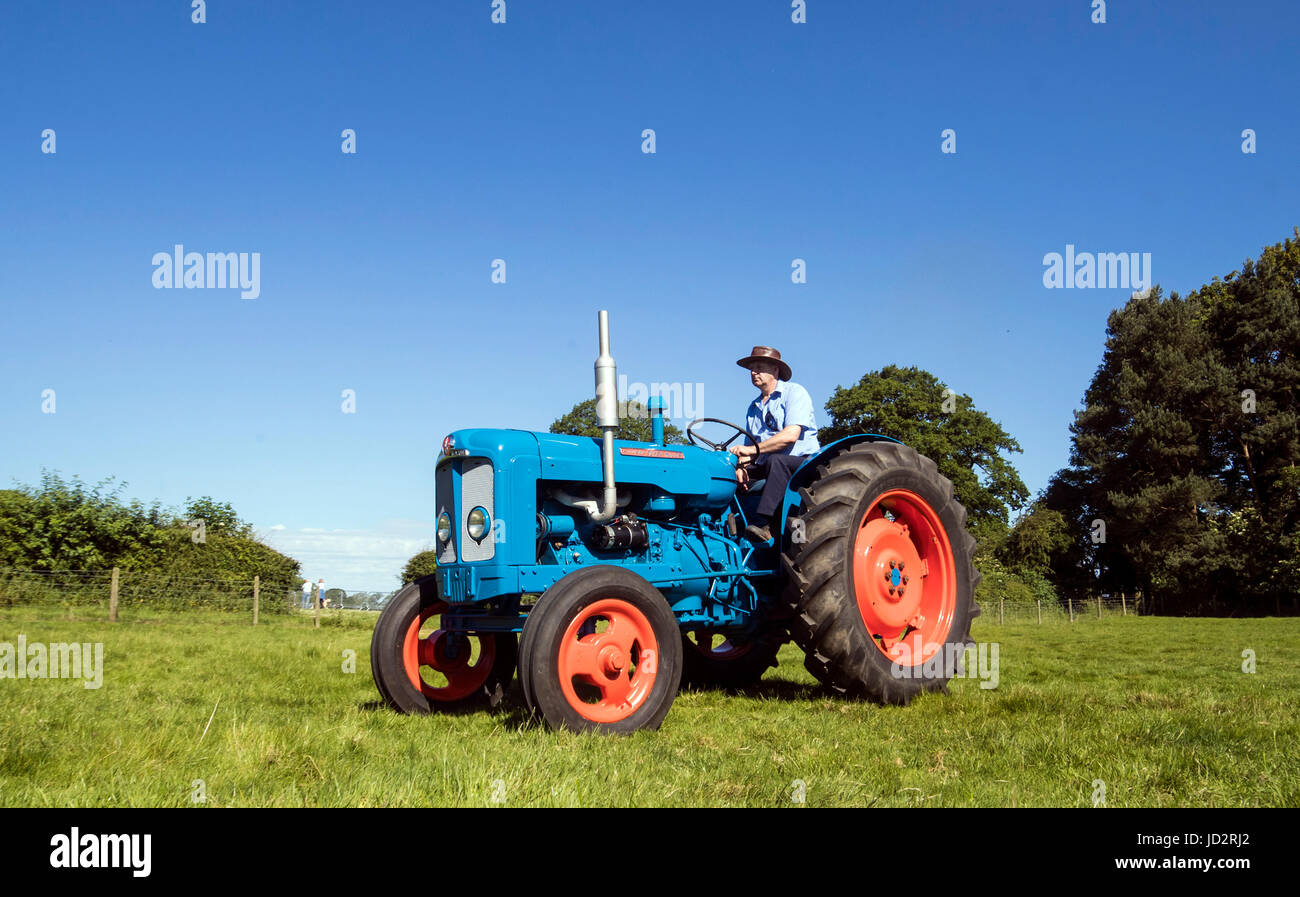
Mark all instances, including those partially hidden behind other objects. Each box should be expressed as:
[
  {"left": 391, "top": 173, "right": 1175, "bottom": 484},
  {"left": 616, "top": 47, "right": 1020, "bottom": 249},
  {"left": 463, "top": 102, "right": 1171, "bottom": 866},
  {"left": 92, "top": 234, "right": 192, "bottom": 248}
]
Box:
[
  {"left": 401, "top": 549, "right": 439, "bottom": 585},
  {"left": 0, "top": 471, "right": 301, "bottom": 604},
  {"left": 998, "top": 504, "right": 1071, "bottom": 578},
  {"left": 1044, "top": 230, "right": 1300, "bottom": 613},
  {"left": 0, "top": 472, "right": 167, "bottom": 571},
  {"left": 549, "top": 398, "right": 684, "bottom": 444},
  {"left": 821, "top": 365, "right": 1029, "bottom": 532},
  {"left": 183, "top": 496, "right": 248, "bottom": 537}
]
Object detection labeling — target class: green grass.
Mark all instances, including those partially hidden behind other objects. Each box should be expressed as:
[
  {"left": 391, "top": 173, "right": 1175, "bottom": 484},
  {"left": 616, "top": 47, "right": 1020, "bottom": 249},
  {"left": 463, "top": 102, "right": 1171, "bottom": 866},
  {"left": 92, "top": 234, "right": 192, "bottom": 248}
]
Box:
[{"left": 0, "top": 606, "right": 1296, "bottom": 807}]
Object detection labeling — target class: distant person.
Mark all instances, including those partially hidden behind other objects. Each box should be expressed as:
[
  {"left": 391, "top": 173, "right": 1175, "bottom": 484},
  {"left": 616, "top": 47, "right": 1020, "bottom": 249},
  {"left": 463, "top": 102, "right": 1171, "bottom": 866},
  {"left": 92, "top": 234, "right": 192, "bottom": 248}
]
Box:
[
  {"left": 302, "top": 578, "right": 313, "bottom": 609},
  {"left": 317, "top": 578, "right": 326, "bottom": 609}
]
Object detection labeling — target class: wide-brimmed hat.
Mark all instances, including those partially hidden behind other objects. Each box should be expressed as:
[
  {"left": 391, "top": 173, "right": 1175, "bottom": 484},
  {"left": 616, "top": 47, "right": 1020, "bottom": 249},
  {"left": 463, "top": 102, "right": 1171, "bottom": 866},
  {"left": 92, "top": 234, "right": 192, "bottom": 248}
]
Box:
[{"left": 736, "top": 346, "right": 792, "bottom": 381}]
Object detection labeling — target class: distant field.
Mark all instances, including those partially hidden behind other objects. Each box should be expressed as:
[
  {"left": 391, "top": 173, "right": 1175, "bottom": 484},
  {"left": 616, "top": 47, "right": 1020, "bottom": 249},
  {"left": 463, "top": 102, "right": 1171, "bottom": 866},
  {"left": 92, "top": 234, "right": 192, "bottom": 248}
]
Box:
[{"left": 0, "top": 606, "right": 1295, "bottom": 807}]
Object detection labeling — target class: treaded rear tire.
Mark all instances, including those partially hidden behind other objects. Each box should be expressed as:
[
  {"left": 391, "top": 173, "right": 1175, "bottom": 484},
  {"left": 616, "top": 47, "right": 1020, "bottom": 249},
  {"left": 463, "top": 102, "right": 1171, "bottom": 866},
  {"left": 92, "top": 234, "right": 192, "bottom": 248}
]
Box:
[{"left": 781, "top": 441, "right": 980, "bottom": 704}]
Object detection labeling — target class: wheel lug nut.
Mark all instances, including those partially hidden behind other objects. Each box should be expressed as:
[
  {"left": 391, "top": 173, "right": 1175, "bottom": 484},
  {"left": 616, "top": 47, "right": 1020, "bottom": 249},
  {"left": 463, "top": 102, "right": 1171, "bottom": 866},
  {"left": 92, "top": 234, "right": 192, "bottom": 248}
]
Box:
[
  {"left": 889, "top": 560, "right": 897, "bottom": 569},
  {"left": 888, "top": 587, "right": 895, "bottom": 596},
  {"left": 898, "top": 562, "right": 905, "bottom": 571},
  {"left": 903, "top": 576, "right": 909, "bottom": 584}
]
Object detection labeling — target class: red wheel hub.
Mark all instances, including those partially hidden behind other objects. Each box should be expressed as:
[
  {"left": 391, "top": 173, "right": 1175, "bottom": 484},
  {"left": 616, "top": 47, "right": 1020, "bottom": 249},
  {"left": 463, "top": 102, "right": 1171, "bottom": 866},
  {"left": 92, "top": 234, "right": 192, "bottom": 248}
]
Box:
[
  {"left": 402, "top": 600, "right": 497, "bottom": 702},
  {"left": 557, "top": 598, "right": 659, "bottom": 723},
  {"left": 851, "top": 489, "right": 957, "bottom": 666}
]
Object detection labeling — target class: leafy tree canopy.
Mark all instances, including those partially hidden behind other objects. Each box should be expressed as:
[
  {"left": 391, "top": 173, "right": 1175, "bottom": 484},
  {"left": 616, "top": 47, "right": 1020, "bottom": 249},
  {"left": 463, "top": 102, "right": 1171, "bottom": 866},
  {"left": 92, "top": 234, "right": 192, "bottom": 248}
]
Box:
[
  {"left": 821, "top": 365, "right": 1029, "bottom": 530},
  {"left": 1044, "top": 230, "right": 1300, "bottom": 613},
  {"left": 401, "top": 549, "right": 439, "bottom": 585},
  {"left": 550, "top": 398, "right": 685, "bottom": 444},
  {"left": 0, "top": 471, "right": 301, "bottom": 598}
]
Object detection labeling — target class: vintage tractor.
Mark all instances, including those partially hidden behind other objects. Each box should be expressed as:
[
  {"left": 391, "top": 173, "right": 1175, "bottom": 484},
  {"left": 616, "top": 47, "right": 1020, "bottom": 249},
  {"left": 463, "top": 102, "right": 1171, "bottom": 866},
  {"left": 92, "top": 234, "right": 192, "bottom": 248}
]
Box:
[{"left": 371, "top": 311, "right": 980, "bottom": 733}]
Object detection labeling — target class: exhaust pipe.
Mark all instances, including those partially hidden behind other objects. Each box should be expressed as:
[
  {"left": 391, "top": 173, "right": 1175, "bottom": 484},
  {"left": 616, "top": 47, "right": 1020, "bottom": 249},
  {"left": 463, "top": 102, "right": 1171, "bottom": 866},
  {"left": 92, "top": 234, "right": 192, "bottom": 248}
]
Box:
[{"left": 591, "top": 310, "right": 620, "bottom": 522}]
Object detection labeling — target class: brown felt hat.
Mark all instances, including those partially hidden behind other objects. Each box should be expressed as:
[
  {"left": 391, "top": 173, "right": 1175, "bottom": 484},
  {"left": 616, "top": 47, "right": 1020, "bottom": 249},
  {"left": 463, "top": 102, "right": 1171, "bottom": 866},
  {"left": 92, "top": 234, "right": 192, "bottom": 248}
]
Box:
[{"left": 736, "top": 346, "right": 792, "bottom": 381}]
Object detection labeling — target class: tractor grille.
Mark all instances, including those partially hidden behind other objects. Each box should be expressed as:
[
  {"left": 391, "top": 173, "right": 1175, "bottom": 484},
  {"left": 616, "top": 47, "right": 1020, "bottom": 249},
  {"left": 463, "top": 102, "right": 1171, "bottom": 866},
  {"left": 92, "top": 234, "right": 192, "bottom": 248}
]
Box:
[
  {"left": 436, "top": 463, "right": 456, "bottom": 564},
  {"left": 459, "top": 458, "right": 495, "bottom": 562}
]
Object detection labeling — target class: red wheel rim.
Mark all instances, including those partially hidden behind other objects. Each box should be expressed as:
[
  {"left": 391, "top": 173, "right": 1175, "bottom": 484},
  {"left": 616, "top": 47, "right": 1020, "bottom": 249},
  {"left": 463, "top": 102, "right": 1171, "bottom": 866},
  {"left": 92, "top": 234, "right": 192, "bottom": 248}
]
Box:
[
  {"left": 402, "top": 600, "right": 497, "bottom": 702},
  {"left": 851, "top": 488, "right": 957, "bottom": 666},
  {"left": 557, "top": 599, "right": 660, "bottom": 723},
  {"left": 686, "top": 631, "right": 753, "bottom": 660}
]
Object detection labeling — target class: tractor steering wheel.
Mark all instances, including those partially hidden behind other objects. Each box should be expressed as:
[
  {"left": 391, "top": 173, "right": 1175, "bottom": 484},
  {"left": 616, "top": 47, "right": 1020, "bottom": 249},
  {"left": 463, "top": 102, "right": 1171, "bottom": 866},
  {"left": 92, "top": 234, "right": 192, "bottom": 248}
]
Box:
[{"left": 685, "top": 418, "right": 760, "bottom": 454}]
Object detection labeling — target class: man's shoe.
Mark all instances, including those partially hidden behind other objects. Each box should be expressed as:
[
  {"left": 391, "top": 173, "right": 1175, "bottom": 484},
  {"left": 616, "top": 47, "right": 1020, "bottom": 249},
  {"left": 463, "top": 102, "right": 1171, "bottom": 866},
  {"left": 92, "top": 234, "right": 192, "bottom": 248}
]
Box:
[{"left": 743, "top": 523, "right": 772, "bottom": 544}]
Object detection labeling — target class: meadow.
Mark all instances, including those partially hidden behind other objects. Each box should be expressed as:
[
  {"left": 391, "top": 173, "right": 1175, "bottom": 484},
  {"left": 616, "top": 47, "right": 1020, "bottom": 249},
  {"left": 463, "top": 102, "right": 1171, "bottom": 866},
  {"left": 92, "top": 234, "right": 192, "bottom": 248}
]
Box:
[{"left": 0, "top": 605, "right": 1295, "bottom": 807}]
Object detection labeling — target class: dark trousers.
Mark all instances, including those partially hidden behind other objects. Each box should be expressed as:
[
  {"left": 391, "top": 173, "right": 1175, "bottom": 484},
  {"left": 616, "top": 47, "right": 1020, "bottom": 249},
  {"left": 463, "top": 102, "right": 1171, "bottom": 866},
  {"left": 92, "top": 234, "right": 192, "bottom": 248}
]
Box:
[{"left": 749, "top": 452, "right": 808, "bottom": 520}]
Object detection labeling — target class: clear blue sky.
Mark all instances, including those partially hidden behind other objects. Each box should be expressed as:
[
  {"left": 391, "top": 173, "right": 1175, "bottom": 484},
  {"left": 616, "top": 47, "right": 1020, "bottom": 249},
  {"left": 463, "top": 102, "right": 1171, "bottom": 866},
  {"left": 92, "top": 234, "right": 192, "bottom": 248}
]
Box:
[{"left": 3, "top": 1, "right": 1296, "bottom": 589}]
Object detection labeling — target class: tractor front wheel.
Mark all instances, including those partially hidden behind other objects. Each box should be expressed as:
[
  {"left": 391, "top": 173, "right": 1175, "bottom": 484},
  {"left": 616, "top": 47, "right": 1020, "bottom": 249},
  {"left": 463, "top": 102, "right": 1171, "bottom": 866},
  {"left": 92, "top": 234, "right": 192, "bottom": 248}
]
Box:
[
  {"left": 519, "top": 566, "right": 682, "bottom": 733},
  {"left": 371, "top": 577, "right": 517, "bottom": 713}
]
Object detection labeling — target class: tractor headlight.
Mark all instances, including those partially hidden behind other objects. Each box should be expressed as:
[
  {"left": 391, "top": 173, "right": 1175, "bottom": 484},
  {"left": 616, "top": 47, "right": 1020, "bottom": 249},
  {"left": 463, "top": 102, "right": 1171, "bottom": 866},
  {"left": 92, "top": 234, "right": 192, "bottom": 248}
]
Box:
[
  {"left": 436, "top": 512, "right": 452, "bottom": 545},
  {"left": 466, "top": 506, "right": 490, "bottom": 542}
]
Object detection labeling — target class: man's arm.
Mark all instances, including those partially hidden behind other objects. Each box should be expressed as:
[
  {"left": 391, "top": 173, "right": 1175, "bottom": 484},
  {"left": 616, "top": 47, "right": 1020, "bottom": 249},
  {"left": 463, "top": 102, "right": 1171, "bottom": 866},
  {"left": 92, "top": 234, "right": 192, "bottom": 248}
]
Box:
[
  {"left": 755, "top": 424, "right": 802, "bottom": 454},
  {"left": 731, "top": 424, "right": 801, "bottom": 461}
]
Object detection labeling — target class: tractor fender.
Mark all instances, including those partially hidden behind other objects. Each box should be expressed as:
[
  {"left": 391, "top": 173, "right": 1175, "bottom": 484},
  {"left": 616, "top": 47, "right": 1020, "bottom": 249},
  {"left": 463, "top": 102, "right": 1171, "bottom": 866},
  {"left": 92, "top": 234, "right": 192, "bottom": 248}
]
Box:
[{"left": 776, "top": 433, "right": 904, "bottom": 539}]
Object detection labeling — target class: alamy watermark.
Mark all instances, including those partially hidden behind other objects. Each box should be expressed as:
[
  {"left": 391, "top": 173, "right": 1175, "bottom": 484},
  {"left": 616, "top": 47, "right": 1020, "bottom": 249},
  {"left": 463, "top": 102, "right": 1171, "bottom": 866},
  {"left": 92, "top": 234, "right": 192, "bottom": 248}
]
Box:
[
  {"left": 1042, "top": 245, "right": 1150, "bottom": 291},
  {"left": 50, "top": 828, "right": 150, "bottom": 877},
  {"left": 1, "top": 635, "right": 103, "bottom": 689},
  {"left": 617, "top": 374, "right": 704, "bottom": 422},
  {"left": 152, "top": 244, "right": 260, "bottom": 299},
  {"left": 890, "top": 641, "right": 999, "bottom": 689}
]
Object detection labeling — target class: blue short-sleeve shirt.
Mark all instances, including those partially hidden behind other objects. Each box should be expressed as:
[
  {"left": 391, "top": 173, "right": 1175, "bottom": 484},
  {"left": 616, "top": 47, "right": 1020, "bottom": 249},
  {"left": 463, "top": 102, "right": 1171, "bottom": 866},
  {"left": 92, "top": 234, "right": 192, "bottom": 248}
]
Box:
[{"left": 746, "top": 381, "right": 821, "bottom": 456}]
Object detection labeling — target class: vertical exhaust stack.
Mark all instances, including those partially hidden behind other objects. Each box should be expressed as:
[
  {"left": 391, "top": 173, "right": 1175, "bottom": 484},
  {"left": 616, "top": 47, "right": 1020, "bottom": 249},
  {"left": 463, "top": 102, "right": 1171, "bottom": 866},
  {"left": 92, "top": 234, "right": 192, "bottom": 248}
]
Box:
[{"left": 591, "top": 310, "right": 620, "bottom": 522}]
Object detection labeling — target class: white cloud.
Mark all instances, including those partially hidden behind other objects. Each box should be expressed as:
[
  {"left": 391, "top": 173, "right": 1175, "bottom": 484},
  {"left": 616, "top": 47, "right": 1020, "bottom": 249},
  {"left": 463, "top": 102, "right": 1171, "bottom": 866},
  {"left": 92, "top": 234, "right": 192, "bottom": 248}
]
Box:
[{"left": 256, "top": 519, "right": 434, "bottom": 591}]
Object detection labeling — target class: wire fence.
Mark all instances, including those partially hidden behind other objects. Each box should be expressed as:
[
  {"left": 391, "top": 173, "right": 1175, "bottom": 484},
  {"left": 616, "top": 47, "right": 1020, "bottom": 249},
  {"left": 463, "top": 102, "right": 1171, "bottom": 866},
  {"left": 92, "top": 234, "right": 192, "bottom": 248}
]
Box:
[
  {"left": 0, "top": 568, "right": 397, "bottom": 626},
  {"left": 0, "top": 567, "right": 1143, "bottom": 629},
  {"left": 979, "top": 594, "right": 1143, "bottom": 625}
]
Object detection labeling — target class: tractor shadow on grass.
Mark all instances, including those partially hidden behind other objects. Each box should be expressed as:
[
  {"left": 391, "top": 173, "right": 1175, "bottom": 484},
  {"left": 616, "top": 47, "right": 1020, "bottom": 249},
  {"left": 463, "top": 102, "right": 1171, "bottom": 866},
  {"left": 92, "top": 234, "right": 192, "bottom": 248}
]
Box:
[
  {"left": 357, "top": 697, "right": 527, "bottom": 721},
  {"left": 358, "top": 675, "right": 829, "bottom": 731},
  {"left": 677, "top": 675, "right": 825, "bottom": 702}
]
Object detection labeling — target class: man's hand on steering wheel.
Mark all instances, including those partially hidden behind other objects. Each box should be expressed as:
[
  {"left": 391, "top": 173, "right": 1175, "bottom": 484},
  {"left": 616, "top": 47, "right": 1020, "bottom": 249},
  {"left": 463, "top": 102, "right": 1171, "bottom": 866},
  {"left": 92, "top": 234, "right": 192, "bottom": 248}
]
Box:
[{"left": 686, "top": 418, "right": 762, "bottom": 489}]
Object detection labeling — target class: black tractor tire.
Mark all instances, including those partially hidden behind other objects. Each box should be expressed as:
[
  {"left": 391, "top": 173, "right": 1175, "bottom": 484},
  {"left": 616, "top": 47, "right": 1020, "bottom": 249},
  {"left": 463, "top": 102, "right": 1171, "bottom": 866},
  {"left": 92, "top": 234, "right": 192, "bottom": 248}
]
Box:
[
  {"left": 519, "top": 565, "right": 682, "bottom": 734},
  {"left": 371, "top": 576, "right": 517, "bottom": 714},
  {"left": 781, "top": 441, "right": 980, "bottom": 704}
]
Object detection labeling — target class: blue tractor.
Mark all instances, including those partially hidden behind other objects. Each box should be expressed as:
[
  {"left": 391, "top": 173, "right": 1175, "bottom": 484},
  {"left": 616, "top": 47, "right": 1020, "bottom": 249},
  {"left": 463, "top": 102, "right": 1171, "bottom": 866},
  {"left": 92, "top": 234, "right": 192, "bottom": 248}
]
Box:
[{"left": 371, "top": 311, "right": 980, "bottom": 733}]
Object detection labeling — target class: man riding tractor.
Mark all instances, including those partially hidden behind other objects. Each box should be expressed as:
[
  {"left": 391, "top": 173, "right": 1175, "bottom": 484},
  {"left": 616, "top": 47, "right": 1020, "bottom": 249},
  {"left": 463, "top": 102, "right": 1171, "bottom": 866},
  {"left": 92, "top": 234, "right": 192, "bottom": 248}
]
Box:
[{"left": 729, "top": 346, "right": 819, "bottom": 545}]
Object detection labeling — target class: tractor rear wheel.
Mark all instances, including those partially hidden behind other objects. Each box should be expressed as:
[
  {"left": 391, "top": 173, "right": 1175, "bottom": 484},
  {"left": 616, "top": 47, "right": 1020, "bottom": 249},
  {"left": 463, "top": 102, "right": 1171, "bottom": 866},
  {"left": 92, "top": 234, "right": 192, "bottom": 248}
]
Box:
[
  {"left": 782, "top": 441, "right": 979, "bottom": 704},
  {"left": 371, "top": 577, "right": 517, "bottom": 713},
  {"left": 519, "top": 565, "right": 682, "bottom": 733},
  {"left": 680, "top": 625, "right": 785, "bottom": 690}
]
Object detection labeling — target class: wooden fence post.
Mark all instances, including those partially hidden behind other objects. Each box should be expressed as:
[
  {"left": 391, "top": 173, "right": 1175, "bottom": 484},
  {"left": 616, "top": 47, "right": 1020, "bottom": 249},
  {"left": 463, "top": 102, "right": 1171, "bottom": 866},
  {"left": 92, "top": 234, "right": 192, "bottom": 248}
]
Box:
[
  {"left": 252, "top": 575, "right": 259, "bottom": 626},
  {"left": 1121, "top": 593, "right": 1127, "bottom": 616},
  {"left": 1097, "top": 596, "right": 1103, "bottom": 619},
  {"left": 999, "top": 597, "right": 1004, "bottom": 625},
  {"left": 1036, "top": 599, "right": 1042, "bottom": 624},
  {"left": 314, "top": 585, "right": 320, "bottom": 629},
  {"left": 109, "top": 567, "right": 120, "bottom": 623},
  {"left": 1068, "top": 598, "right": 1074, "bottom": 623}
]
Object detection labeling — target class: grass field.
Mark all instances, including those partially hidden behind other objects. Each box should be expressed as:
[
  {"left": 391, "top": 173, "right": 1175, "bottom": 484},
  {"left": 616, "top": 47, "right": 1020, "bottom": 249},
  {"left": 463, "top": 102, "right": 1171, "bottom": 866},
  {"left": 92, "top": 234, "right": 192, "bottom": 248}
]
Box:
[{"left": 1, "top": 605, "right": 1296, "bottom": 807}]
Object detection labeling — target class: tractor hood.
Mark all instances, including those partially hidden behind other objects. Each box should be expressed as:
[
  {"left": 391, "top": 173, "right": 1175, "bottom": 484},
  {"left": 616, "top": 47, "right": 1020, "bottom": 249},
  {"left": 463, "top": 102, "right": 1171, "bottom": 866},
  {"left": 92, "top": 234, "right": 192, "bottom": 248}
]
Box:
[
  {"left": 535, "top": 432, "right": 738, "bottom": 508},
  {"left": 440, "top": 428, "right": 739, "bottom": 511}
]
